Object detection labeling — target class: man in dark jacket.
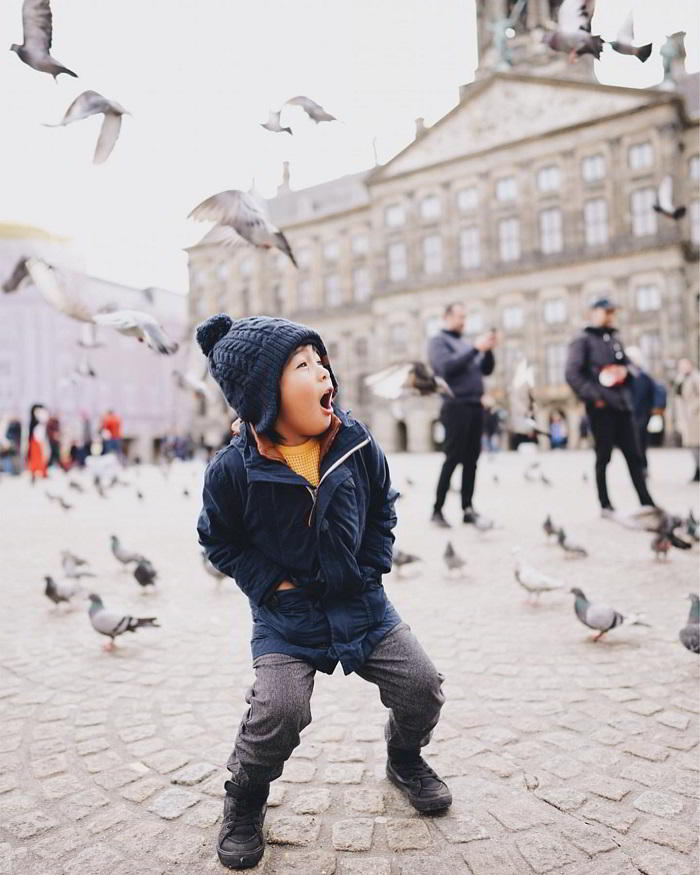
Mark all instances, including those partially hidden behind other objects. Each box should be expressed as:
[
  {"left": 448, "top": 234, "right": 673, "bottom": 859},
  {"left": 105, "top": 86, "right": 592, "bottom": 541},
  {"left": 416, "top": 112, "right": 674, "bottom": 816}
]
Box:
[
  {"left": 427, "top": 302, "right": 497, "bottom": 528},
  {"left": 565, "top": 297, "right": 656, "bottom": 516}
]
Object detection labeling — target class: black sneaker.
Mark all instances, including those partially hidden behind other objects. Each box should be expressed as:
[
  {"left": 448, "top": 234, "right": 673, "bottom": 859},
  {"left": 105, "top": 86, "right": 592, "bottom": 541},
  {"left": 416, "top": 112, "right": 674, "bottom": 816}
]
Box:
[
  {"left": 462, "top": 508, "right": 493, "bottom": 530},
  {"left": 386, "top": 755, "right": 452, "bottom": 813},
  {"left": 431, "top": 510, "right": 451, "bottom": 528},
  {"left": 217, "top": 780, "right": 269, "bottom": 870}
]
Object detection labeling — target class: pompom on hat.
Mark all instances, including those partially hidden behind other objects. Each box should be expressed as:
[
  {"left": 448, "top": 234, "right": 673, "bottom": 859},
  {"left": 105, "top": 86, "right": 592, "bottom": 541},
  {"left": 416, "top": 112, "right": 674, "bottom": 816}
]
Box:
[{"left": 195, "top": 313, "right": 338, "bottom": 436}]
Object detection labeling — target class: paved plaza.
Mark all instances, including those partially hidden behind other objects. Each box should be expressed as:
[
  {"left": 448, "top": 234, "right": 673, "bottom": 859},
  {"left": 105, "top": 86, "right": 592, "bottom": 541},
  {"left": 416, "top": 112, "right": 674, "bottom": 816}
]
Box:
[{"left": 0, "top": 447, "right": 698, "bottom": 875}]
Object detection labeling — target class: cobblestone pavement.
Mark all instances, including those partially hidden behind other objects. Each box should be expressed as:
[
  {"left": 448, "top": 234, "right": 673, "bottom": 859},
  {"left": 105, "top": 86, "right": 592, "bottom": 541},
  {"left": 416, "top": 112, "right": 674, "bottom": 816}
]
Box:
[{"left": 0, "top": 447, "right": 698, "bottom": 875}]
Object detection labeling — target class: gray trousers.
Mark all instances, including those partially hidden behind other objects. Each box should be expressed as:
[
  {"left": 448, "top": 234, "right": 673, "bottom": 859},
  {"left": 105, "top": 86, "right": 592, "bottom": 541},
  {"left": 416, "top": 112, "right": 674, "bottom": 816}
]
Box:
[{"left": 227, "top": 621, "right": 446, "bottom": 788}]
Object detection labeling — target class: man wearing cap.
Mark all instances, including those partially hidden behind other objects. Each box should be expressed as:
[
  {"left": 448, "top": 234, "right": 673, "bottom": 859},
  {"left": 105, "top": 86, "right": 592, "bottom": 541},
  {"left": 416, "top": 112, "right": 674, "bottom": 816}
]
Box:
[{"left": 565, "top": 297, "right": 656, "bottom": 517}]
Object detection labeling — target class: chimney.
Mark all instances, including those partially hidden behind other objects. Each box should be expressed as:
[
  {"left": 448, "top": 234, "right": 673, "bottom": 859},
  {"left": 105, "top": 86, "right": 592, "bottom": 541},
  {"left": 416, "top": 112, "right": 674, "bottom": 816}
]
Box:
[
  {"left": 278, "top": 160, "right": 291, "bottom": 193},
  {"left": 414, "top": 117, "right": 426, "bottom": 139}
]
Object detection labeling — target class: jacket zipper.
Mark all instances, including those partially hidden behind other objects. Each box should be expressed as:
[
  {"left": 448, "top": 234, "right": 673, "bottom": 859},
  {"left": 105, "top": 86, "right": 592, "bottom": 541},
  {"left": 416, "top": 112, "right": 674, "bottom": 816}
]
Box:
[{"left": 305, "top": 438, "right": 370, "bottom": 526}]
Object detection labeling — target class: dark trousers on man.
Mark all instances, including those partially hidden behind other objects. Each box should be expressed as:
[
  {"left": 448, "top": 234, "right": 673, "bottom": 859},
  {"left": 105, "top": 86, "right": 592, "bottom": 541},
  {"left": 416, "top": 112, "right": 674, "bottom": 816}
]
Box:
[
  {"left": 433, "top": 400, "right": 483, "bottom": 513},
  {"left": 588, "top": 407, "right": 654, "bottom": 510}
]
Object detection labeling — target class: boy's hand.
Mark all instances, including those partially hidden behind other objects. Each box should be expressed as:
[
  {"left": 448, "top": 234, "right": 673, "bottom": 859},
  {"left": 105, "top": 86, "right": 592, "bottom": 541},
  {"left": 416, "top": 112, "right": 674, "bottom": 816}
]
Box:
[
  {"left": 230, "top": 418, "right": 242, "bottom": 436},
  {"left": 276, "top": 579, "right": 296, "bottom": 591}
]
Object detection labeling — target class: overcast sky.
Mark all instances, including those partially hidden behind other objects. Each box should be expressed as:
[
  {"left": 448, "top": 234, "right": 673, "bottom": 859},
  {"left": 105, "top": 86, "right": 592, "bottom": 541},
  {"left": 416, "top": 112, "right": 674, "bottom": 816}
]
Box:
[{"left": 1, "top": 0, "right": 697, "bottom": 293}]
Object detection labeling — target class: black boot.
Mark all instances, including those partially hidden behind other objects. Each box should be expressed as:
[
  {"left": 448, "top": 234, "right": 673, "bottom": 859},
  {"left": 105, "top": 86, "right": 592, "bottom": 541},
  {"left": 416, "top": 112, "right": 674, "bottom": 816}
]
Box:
[
  {"left": 386, "top": 748, "right": 452, "bottom": 813},
  {"left": 692, "top": 467, "right": 700, "bottom": 483},
  {"left": 217, "top": 779, "right": 269, "bottom": 870},
  {"left": 431, "top": 509, "right": 451, "bottom": 528}
]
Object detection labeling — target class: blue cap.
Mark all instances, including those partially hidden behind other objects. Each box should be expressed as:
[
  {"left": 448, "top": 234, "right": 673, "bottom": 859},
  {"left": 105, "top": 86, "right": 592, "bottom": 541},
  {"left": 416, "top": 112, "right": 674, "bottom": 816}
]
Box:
[{"left": 590, "top": 296, "right": 618, "bottom": 310}]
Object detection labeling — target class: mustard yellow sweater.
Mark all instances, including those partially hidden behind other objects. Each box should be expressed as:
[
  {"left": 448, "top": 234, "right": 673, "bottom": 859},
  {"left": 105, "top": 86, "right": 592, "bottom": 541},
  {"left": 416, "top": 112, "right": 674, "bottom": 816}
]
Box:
[{"left": 275, "top": 437, "right": 320, "bottom": 487}]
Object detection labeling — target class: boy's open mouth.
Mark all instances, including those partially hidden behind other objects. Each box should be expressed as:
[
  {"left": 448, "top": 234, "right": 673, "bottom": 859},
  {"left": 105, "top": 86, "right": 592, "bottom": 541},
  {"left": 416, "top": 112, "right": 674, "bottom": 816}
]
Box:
[{"left": 320, "top": 389, "right": 333, "bottom": 412}]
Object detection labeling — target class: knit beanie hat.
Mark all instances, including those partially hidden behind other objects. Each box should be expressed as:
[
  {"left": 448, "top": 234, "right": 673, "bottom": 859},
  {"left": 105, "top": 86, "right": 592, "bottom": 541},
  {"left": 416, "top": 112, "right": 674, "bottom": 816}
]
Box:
[{"left": 195, "top": 313, "right": 338, "bottom": 436}]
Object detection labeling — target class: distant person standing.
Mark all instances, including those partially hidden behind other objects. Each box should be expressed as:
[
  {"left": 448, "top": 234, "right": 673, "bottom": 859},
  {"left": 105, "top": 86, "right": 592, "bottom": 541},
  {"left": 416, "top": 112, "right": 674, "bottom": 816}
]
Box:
[
  {"left": 427, "top": 302, "right": 498, "bottom": 528},
  {"left": 101, "top": 409, "right": 123, "bottom": 456},
  {"left": 46, "top": 413, "right": 61, "bottom": 468},
  {"left": 565, "top": 297, "right": 655, "bottom": 517},
  {"left": 673, "top": 358, "right": 700, "bottom": 483},
  {"left": 27, "top": 403, "right": 49, "bottom": 483}
]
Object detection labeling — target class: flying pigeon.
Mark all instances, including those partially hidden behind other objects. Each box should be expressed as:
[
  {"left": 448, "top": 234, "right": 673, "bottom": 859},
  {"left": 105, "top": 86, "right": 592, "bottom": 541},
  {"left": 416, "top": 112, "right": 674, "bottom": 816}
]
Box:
[
  {"left": 87, "top": 593, "right": 159, "bottom": 651},
  {"left": 133, "top": 560, "right": 157, "bottom": 589},
  {"left": 2, "top": 257, "right": 30, "bottom": 293},
  {"left": 686, "top": 510, "right": 699, "bottom": 543},
  {"left": 110, "top": 535, "right": 146, "bottom": 566},
  {"left": 61, "top": 551, "right": 95, "bottom": 579},
  {"left": 539, "top": 471, "right": 552, "bottom": 487},
  {"left": 364, "top": 362, "right": 453, "bottom": 401},
  {"left": 188, "top": 189, "right": 297, "bottom": 267},
  {"left": 443, "top": 541, "right": 466, "bottom": 576},
  {"left": 543, "top": 514, "right": 558, "bottom": 539},
  {"left": 542, "top": 0, "right": 604, "bottom": 60},
  {"left": 285, "top": 96, "right": 336, "bottom": 123},
  {"left": 74, "top": 353, "right": 97, "bottom": 378},
  {"left": 393, "top": 547, "right": 422, "bottom": 577},
  {"left": 25, "top": 258, "right": 95, "bottom": 323},
  {"left": 556, "top": 527, "right": 588, "bottom": 557},
  {"left": 45, "top": 491, "right": 72, "bottom": 511},
  {"left": 524, "top": 461, "right": 540, "bottom": 482},
  {"left": 93, "top": 310, "right": 179, "bottom": 355},
  {"left": 570, "top": 587, "right": 650, "bottom": 641},
  {"left": 653, "top": 176, "right": 686, "bottom": 221},
  {"left": 679, "top": 594, "right": 700, "bottom": 654},
  {"left": 609, "top": 9, "right": 652, "bottom": 62},
  {"left": 513, "top": 550, "right": 563, "bottom": 601},
  {"left": 44, "top": 575, "right": 82, "bottom": 608},
  {"left": 261, "top": 108, "right": 292, "bottom": 135},
  {"left": 10, "top": 0, "right": 77, "bottom": 79},
  {"left": 201, "top": 550, "right": 225, "bottom": 582},
  {"left": 44, "top": 90, "right": 130, "bottom": 164}
]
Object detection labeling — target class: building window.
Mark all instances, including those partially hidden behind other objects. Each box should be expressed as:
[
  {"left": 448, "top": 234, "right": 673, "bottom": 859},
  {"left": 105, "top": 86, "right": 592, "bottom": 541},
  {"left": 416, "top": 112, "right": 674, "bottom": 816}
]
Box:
[
  {"left": 539, "top": 207, "right": 563, "bottom": 253},
  {"left": 457, "top": 186, "right": 478, "bottom": 212},
  {"left": 584, "top": 198, "right": 609, "bottom": 246},
  {"left": 385, "top": 203, "right": 406, "bottom": 227},
  {"left": 635, "top": 284, "right": 661, "bottom": 311},
  {"left": 387, "top": 242, "right": 407, "bottom": 281},
  {"left": 351, "top": 234, "right": 368, "bottom": 256},
  {"left": 422, "top": 234, "right": 442, "bottom": 274},
  {"left": 690, "top": 200, "right": 700, "bottom": 245},
  {"left": 296, "top": 247, "right": 311, "bottom": 269},
  {"left": 628, "top": 141, "right": 653, "bottom": 170},
  {"left": 240, "top": 258, "right": 253, "bottom": 278},
  {"left": 324, "top": 274, "right": 341, "bottom": 307},
  {"left": 352, "top": 267, "right": 370, "bottom": 302},
  {"left": 459, "top": 226, "right": 481, "bottom": 269},
  {"left": 502, "top": 341, "right": 523, "bottom": 382},
  {"left": 690, "top": 155, "right": 700, "bottom": 181},
  {"left": 582, "top": 154, "right": 605, "bottom": 182},
  {"left": 297, "top": 279, "right": 312, "bottom": 309},
  {"left": 537, "top": 165, "right": 560, "bottom": 192},
  {"left": 543, "top": 298, "right": 567, "bottom": 324},
  {"left": 420, "top": 194, "right": 441, "bottom": 220},
  {"left": 639, "top": 331, "right": 662, "bottom": 375},
  {"left": 323, "top": 240, "right": 339, "bottom": 262},
  {"left": 388, "top": 323, "right": 407, "bottom": 356},
  {"left": 545, "top": 343, "right": 567, "bottom": 385},
  {"left": 502, "top": 305, "right": 524, "bottom": 330},
  {"left": 498, "top": 217, "right": 520, "bottom": 261},
  {"left": 630, "top": 188, "right": 657, "bottom": 236},
  {"left": 466, "top": 311, "right": 483, "bottom": 335},
  {"left": 496, "top": 176, "right": 517, "bottom": 201}
]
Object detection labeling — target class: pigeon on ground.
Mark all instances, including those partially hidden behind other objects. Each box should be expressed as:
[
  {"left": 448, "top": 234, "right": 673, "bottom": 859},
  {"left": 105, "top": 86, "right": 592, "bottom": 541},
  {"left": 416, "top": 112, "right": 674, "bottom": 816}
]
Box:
[
  {"left": 557, "top": 528, "right": 588, "bottom": 558},
  {"left": 136, "top": 489, "right": 144, "bottom": 501},
  {"left": 87, "top": 593, "right": 159, "bottom": 651},
  {"left": 93, "top": 310, "right": 179, "bottom": 355},
  {"left": 61, "top": 551, "right": 95, "bottom": 579},
  {"left": 44, "top": 90, "right": 130, "bottom": 164},
  {"left": 285, "top": 96, "right": 336, "bottom": 123},
  {"left": 364, "top": 362, "right": 453, "bottom": 401},
  {"left": 393, "top": 547, "right": 422, "bottom": 577},
  {"left": 608, "top": 9, "right": 652, "bottom": 62},
  {"left": 542, "top": 0, "right": 604, "bottom": 60},
  {"left": 110, "top": 535, "right": 146, "bottom": 566},
  {"left": 679, "top": 594, "right": 700, "bottom": 654},
  {"left": 201, "top": 550, "right": 225, "bottom": 582},
  {"left": 513, "top": 550, "right": 563, "bottom": 602},
  {"left": 686, "top": 510, "right": 699, "bottom": 543},
  {"left": 133, "top": 560, "right": 157, "bottom": 589},
  {"left": 653, "top": 176, "right": 686, "bottom": 221},
  {"left": 443, "top": 541, "right": 466, "bottom": 576},
  {"left": 539, "top": 472, "right": 552, "bottom": 487},
  {"left": 94, "top": 476, "right": 108, "bottom": 498},
  {"left": 570, "top": 587, "right": 650, "bottom": 642},
  {"left": 67, "top": 479, "right": 85, "bottom": 493},
  {"left": 44, "top": 575, "right": 82, "bottom": 608},
  {"left": 582, "top": 471, "right": 589, "bottom": 483},
  {"left": 543, "top": 514, "right": 558, "bottom": 539},
  {"left": 45, "top": 491, "right": 72, "bottom": 511},
  {"left": 10, "top": 0, "right": 77, "bottom": 79},
  {"left": 261, "top": 108, "right": 292, "bottom": 135},
  {"left": 188, "top": 189, "right": 297, "bottom": 267},
  {"left": 523, "top": 461, "right": 540, "bottom": 482},
  {"left": 2, "top": 257, "right": 30, "bottom": 293},
  {"left": 492, "top": 473, "right": 499, "bottom": 485}
]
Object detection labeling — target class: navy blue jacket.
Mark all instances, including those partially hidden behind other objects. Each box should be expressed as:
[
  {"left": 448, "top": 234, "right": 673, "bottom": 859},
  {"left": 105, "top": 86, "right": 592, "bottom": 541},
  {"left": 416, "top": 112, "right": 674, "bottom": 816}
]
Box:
[
  {"left": 565, "top": 327, "right": 633, "bottom": 412},
  {"left": 197, "top": 406, "right": 401, "bottom": 675},
  {"left": 428, "top": 329, "right": 494, "bottom": 403}
]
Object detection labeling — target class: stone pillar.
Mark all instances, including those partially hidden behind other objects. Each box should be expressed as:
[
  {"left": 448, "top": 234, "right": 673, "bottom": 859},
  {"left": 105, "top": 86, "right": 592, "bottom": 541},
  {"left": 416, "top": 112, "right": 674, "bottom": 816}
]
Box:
[
  {"left": 405, "top": 401, "right": 438, "bottom": 453},
  {"left": 371, "top": 405, "right": 399, "bottom": 452}
]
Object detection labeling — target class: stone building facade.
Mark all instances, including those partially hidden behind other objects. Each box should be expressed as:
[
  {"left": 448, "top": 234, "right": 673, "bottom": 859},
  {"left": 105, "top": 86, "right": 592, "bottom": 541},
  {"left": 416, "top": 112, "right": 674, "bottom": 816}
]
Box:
[{"left": 186, "top": 10, "right": 699, "bottom": 452}]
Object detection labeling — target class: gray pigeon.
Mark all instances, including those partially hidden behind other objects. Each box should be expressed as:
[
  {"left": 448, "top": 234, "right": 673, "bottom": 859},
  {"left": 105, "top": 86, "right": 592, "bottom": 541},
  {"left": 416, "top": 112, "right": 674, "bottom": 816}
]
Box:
[
  {"left": 364, "top": 362, "right": 453, "bottom": 402},
  {"left": 570, "top": 587, "right": 650, "bottom": 641},
  {"left": 93, "top": 310, "right": 179, "bottom": 355},
  {"left": 543, "top": 514, "right": 557, "bottom": 538},
  {"left": 110, "top": 535, "right": 146, "bottom": 566},
  {"left": 44, "top": 90, "right": 130, "bottom": 164},
  {"left": 188, "top": 189, "right": 297, "bottom": 267},
  {"left": 133, "top": 560, "right": 157, "bottom": 589},
  {"left": 285, "top": 96, "right": 336, "bottom": 123},
  {"left": 261, "top": 108, "right": 292, "bottom": 135},
  {"left": 653, "top": 176, "right": 686, "bottom": 221},
  {"left": 10, "top": 0, "right": 78, "bottom": 79},
  {"left": 609, "top": 10, "right": 652, "bottom": 62},
  {"left": 556, "top": 527, "right": 588, "bottom": 558},
  {"left": 87, "top": 593, "right": 159, "bottom": 651},
  {"left": 44, "top": 575, "right": 81, "bottom": 607},
  {"left": 686, "top": 510, "right": 699, "bottom": 543},
  {"left": 25, "top": 258, "right": 95, "bottom": 323},
  {"left": 45, "top": 490, "right": 72, "bottom": 511},
  {"left": 679, "top": 594, "right": 700, "bottom": 654},
  {"left": 542, "top": 0, "right": 604, "bottom": 60},
  {"left": 67, "top": 479, "right": 85, "bottom": 493},
  {"left": 443, "top": 541, "right": 466, "bottom": 576},
  {"left": 61, "top": 551, "right": 95, "bottom": 579},
  {"left": 2, "top": 257, "right": 30, "bottom": 293},
  {"left": 513, "top": 550, "right": 563, "bottom": 601},
  {"left": 393, "top": 547, "right": 422, "bottom": 577}
]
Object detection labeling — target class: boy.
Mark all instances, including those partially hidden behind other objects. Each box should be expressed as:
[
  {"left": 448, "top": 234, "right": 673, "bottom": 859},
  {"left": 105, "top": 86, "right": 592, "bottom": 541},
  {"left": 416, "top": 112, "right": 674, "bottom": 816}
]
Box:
[{"left": 196, "top": 313, "right": 450, "bottom": 870}]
